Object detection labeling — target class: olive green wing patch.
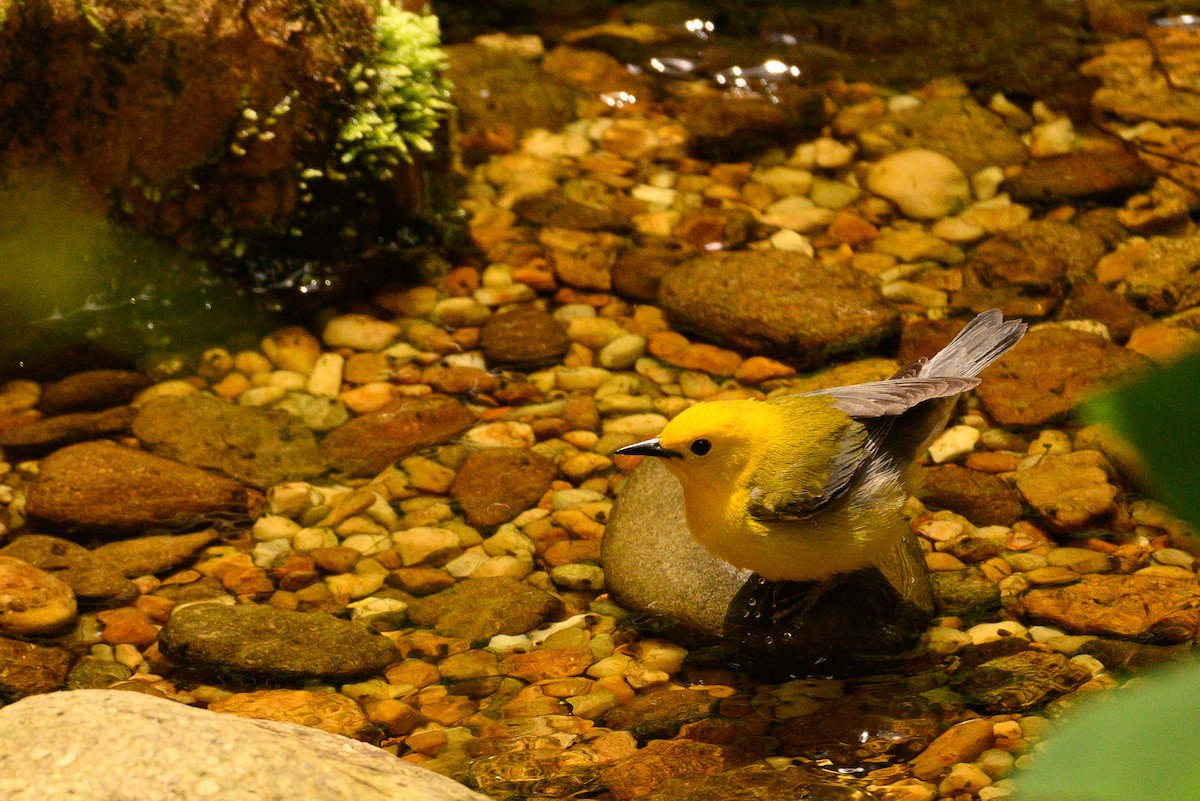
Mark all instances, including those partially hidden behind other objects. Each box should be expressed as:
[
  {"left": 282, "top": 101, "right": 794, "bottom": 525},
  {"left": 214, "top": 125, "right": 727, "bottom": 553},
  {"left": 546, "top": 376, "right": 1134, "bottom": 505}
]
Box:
[{"left": 746, "top": 420, "right": 872, "bottom": 521}]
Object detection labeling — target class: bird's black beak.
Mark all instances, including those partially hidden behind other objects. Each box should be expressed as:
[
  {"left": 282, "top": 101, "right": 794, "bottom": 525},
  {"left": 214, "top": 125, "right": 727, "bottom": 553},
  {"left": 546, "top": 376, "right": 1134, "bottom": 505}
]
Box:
[{"left": 613, "top": 437, "right": 681, "bottom": 458}]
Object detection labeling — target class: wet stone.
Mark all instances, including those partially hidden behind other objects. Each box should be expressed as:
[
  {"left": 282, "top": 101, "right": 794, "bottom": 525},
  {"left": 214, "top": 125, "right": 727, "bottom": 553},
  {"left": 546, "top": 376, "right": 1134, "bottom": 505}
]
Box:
[
  {"left": 916, "top": 464, "right": 1024, "bottom": 526},
  {"left": 450, "top": 447, "right": 558, "bottom": 527},
  {"left": 602, "top": 687, "right": 717, "bottom": 741},
  {"left": 158, "top": 603, "right": 397, "bottom": 681},
  {"left": 0, "top": 534, "right": 138, "bottom": 604},
  {"left": 774, "top": 684, "right": 941, "bottom": 771},
  {"left": 1020, "top": 573, "right": 1200, "bottom": 642},
  {"left": 950, "top": 649, "right": 1092, "bottom": 713},
  {"left": 132, "top": 395, "right": 326, "bottom": 489},
  {"left": 406, "top": 576, "right": 558, "bottom": 641},
  {"left": 1058, "top": 282, "right": 1153, "bottom": 344},
  {"left": 37, "top": 369, "right": 152, "bottom": 414},
  {"left": 0, "top": 405, "right": 137, "bottom": 458},
  {"left": 862, "top": 95, "right": 1027, "bottom": 175},
  {"left": 27, "top": 441, "right": 260, "bottom": 534},
  {"left": 600, "top": 738, "right": 728, "bottom": 801},
  {"left": 0, "top": 637, "right": 70, "bottom": 699},
  {"left": 321, "top": 395, "right": 475, "bottom": 477},
  {"left": 67, "top": 655, "right": 133, "bottom": 689},
  {"left": 975, "top": 327, "right": 1150, "bottom": 426},
  {"left": 90, "top": 530, "right": 221, "bottom": 577},
  {"left": 962, "top": 220, "right": 1107, "bottom": 301},
  {"left": 1012, "top": 451, "right": 1119, "bottom": 532},
  {"left": 1100, "top": 234, "right": 1200, "bottom": 314},
  {"left": 641, "top": 763, "right": 877, "bottom": 801},
  {"left": 657, "top": 250, "right": 898, "bottom": 366},
  {"left": 512, "top": 193, "right": 631, "bottom": 232},
  {"left": 209, "top": 688, "right": 372, "bottom": 740},
  {"left": 446, "top": 43, "right": 580, "bottom": 154},
  {"left": 930, "top": 567, "right": 1001, "bottom": 622},
  {"left": 666, "top": 84, "right": 829, "bottom": 160},
  {"left": 479, "top": 303, "right": 571, "bottom": 370},
  {"left": 1005, "top": 146, "right": 1155, "bottom": 203},
  {"left": 0, "top": 556, "right": 77, "bottom": 636},
  {"left": 1079, "top": 638, "right": 1195, "bottom": 672},
  {"left": 611, "top": 240, "right": 694, "bottom": 303}
]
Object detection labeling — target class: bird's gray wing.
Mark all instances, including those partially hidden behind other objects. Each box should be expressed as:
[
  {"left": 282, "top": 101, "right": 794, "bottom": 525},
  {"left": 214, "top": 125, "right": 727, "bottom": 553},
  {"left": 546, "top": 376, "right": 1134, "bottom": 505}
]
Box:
[
  {"left": 801, "top": 376, "right": 980, "bottom": 419},
  {"left": 746, "top": 419, "right": 875, "bottom": 521}
]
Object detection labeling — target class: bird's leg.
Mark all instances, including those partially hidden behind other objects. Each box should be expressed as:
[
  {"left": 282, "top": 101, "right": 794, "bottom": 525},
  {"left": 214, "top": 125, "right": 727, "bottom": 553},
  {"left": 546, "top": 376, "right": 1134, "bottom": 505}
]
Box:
[{"left": 764, "top": 574, "right": 846, "bottom": 626}]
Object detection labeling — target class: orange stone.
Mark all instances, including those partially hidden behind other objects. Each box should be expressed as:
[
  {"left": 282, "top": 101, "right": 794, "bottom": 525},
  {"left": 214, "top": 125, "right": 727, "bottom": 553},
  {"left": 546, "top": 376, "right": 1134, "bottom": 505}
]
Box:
[{"left": 97, "top": 606, "right": 159, "bottom": 648}]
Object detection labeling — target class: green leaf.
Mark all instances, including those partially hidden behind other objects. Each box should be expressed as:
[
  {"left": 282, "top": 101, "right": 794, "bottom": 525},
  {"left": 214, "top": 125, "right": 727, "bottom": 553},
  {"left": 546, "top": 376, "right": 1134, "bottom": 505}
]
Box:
[
  {"left": 1082, "top": 353, "right": 1200, "bottom": 530},
  {"left": 1019, "top": 664, "right": 1200, "bottom": 800}
]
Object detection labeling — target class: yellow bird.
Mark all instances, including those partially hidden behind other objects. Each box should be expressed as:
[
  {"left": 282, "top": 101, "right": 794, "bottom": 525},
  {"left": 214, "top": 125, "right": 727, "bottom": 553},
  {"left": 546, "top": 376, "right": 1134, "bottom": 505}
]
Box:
[{"left": 614, "top": 310, "right": 1026, "bottom": 583}]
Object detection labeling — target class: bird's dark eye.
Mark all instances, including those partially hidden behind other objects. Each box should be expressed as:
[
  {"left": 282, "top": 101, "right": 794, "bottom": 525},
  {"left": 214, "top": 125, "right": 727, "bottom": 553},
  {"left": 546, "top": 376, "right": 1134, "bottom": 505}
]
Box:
[{"left": 690, "top": 438, "right": 712, "bottom": 456}]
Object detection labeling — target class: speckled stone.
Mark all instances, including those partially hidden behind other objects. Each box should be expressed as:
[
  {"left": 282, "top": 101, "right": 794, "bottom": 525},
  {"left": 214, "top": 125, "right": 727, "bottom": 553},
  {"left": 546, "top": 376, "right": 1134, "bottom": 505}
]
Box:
[
  {"left": 657, "top": 250, "right": 898, "bottom": 367},
  {"left": 0, "top": 690, "right": 489, "bottom": 800},
  {"left": 158, "top": 603, "right": 396, "bottom": 681}
]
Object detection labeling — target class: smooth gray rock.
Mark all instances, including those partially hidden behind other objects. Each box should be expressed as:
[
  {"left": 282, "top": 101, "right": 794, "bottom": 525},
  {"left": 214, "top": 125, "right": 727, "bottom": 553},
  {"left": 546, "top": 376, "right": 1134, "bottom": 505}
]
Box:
[
  {"left": 603, "top": 458, "right": 747, "bottom": 638},
  {"left": 0, "top": 689, "right": 490, "bottom": 801}
]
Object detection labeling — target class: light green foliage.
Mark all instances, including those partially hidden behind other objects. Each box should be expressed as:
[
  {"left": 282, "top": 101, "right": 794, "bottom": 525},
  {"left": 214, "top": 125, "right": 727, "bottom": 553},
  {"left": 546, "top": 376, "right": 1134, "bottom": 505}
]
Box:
[
  {"left": 1018, "top": 666, "right": 1200, "bottom": 800},
  {"left": 1018, "top": 356, "right": 1200, "bottom": 800},
  {"left": 334, "top": 2, "right": 451, "bottom": 181}
]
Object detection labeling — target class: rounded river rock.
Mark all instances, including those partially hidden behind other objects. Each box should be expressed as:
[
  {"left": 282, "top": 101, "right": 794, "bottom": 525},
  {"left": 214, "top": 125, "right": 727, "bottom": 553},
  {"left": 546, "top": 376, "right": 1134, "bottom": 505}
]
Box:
[
  {"left": 657, "top": 250, "right": 898, "bottom": 366},
  {"left": 158, "top": 603, "right": 396, "bottom": 681}
]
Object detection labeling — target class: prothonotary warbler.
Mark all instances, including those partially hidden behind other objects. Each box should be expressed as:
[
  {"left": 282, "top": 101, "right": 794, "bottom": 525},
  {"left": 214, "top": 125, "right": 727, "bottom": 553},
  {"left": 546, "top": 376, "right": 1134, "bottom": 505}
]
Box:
[{"left": 614, "top": 310, "right": 1026, "bottom": 583}]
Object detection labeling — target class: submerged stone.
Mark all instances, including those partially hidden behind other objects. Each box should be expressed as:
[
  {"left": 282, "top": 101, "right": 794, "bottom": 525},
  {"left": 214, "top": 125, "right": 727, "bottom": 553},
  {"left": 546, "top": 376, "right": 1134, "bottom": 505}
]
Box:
[
  {"left": 158, "top": 603, "right": 397, "bottom": 681},
  {"left": 133, "top": 395, "right": 326, "bottom": 489},
  {"left": 657, "top": 250, "right": 898, "bottom": 367}
]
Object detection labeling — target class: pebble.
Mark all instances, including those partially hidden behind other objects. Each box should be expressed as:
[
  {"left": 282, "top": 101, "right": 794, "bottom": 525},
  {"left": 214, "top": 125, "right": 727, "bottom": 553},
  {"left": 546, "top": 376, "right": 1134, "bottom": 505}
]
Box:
[
  {"left": 261, "top": 326, "right": 322, "bottom": 373},
  {"left": 866, "top": 149, "right": 972, "bottom": 219},
  {"left": 0, "top": 556, "right": 77, "bottom": 636},
  {"left": 928, "top": 424, "right": 981, "bottom": 463}
]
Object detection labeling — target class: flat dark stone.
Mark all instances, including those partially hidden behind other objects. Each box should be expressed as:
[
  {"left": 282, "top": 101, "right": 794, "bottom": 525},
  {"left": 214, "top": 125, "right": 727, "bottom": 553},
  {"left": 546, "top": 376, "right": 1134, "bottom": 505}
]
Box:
[{"left": 158, "top": 603, "right": 397, "bottom": 681}]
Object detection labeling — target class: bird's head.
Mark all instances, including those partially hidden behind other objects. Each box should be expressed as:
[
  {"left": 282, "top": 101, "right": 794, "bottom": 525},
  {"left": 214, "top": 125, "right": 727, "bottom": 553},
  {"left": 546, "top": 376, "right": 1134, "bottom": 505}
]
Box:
[{"left": 614, "top": 399, "right": 776, "bottom": 492}]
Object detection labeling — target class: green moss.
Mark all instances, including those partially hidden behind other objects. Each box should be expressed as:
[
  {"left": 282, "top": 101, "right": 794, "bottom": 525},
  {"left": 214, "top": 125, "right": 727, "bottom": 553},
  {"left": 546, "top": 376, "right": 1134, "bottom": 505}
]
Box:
[{"left": 331, "top": 2, "right": 451, "bottom": 181}]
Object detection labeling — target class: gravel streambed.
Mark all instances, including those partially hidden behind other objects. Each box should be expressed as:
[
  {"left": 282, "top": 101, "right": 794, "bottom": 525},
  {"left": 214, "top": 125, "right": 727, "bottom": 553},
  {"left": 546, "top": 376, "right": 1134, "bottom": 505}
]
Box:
[{"left": 3, "top": 21, "right": 1200, "bottom": 801}]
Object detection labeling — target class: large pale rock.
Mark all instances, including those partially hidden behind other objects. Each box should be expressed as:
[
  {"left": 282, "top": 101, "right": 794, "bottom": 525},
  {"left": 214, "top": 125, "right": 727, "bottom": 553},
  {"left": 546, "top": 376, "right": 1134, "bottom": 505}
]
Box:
[{"left": 0, "top": 690, "right": 489, "bottom": 800}]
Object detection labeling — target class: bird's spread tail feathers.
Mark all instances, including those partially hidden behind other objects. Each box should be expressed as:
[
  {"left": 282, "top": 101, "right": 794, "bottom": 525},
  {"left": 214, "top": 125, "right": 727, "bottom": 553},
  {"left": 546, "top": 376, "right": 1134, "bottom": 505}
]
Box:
[{"left": 919, "top": 310, "right": 1027, "bottom": 380}]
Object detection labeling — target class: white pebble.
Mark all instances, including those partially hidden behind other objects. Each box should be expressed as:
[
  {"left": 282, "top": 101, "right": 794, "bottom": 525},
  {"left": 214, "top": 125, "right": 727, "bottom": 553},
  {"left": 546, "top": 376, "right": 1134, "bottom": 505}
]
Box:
[
  {"left": 251, "top": 538, "right": 292, "bottom": 568},
  {"left": 292, "top": 527, "right": 338, "bottom": 552},
  {"left": 971, "top": 165, "right": 1006, "bottom": 201},
  {"left": 769, "top": 229, "right": 814, "bottom": 254},
  {"left": 599, "top": 334, "right": 647, "bottom": 370},
  {"left": 306, "top": 352, "right": 344, "bottom": 398},
  {"left": 866, "top": 149, "right": 971, "bottom": 219},
  {"left": 252, "top": 515, "right": 301, "bottom": 541},
  {"left": 928, "top": 424, "right": 981, "bottom": 463},
  {"left": 1028, "top": 117, "right": 1074, "bottom": 157},
  {"left": 967, "top": 620, "right": 1029, "bottom": 644},
  {"left": 322, "top": 314, "right": 400, "bottom": 351},
  {"left": 631, "top": 184, "right": 678, "bottom": 206},
  {"left": 550, "top": 563, "right": 606, "bottom": 591}
]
